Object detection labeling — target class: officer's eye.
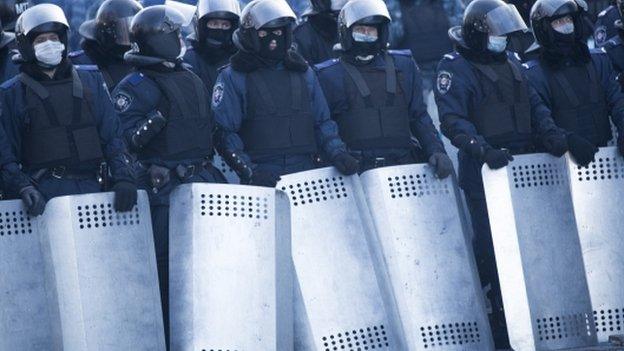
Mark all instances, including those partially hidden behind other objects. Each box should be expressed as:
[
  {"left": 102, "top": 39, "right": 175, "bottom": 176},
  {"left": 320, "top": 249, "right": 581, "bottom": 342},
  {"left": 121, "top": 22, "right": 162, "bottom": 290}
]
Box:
[
  {"left": 258, "top": 30, "right": 268, "bottom": 37},
  {"left": 272, "top": 29, "right": 283, "bottom": 36}
]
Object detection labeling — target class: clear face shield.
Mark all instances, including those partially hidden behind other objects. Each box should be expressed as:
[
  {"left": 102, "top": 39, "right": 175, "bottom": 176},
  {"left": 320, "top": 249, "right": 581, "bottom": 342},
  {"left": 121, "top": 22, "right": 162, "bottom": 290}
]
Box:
[
  {"left": 484, "top": 4, "right": 528, "bottom": 36},
  {"left": 99, "top": 16, "right": 133, "bottom": 46}
]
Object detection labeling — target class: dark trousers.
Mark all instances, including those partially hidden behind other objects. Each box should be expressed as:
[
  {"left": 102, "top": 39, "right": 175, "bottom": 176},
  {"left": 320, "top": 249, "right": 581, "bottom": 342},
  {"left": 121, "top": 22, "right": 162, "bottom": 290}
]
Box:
[{"left": 464, "top": 190, "right": 510, "bottom": 350}]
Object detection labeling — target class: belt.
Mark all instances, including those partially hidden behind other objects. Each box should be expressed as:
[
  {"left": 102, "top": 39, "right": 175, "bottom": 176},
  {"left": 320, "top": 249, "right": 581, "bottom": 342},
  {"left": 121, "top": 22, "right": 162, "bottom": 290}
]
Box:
[{"left": 31, "top": 166, "right": 97, "bottom": 181}]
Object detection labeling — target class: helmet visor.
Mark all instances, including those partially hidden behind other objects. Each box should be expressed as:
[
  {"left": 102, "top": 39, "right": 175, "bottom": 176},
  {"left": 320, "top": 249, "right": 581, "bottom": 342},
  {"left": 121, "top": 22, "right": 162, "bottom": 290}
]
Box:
[
  {"left": 99, "top": 15, "right": 133, "bottom": 46},
  {"left": 486, "top": 4, "right": 528, "bottom": 36}
]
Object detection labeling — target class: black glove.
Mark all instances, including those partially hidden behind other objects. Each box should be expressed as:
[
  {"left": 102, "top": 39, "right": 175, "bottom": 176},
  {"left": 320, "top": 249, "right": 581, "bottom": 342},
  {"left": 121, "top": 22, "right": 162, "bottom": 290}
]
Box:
[
  {"left": 542, "top": 133, "right": 568, "bottom": 157},
  {"left": 113, "top": 181, "right": 138, "bottom": 212},
  {"left": 567, "top": 133, "right": 598, "bottom": 167},
  {"left": 483, "top": 149, "right": 514, "bottom": 169},
  {"left": 332, "top": 152, "right": 359, "bottom": 175},
  {"left": 251, "top": 170, "right": 280, "bottom": 188},
  {"left": 428, "top": 152, "right": 454, "bottom": 179},
  {"left": 221, "top": 150, "right": 253, "bottom": 183},
  {"left": 453, "top": 134, "right": 484, "bottom": 160},
  {"left": 19, "top": 185, "right": 46, "bottom": 216},
  {"left": 148, "top": 165, "right": 171, "bottom": 189}
]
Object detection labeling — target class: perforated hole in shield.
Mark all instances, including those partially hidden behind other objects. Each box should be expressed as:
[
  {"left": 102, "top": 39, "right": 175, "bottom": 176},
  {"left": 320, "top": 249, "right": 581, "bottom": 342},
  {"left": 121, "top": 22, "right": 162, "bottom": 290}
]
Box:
[
  {"left": 202, "top": 349, "right": 237, "bottom": 351},
  {"left": 511, "top": 163, "right": 565, "bottom": 188},
  {"left": 200, "top": 193, "right": 269, "bottom": 220},
  {"left": 321, "top": 324, "right": 389, "bottom": 351},
  {"left": 576, "top": 156, "right": 624, "bottom": 182},
  {"left": 77, "top": 204, "right": 140, "bottom": 230},
  {"left": 280, "top": 176, "right": 347, "bottom": 207},
  {"left": 419, "top": 321, "right": 481, "bottom": 348},
  {"left": 594, "top": 308, "right": 623, "bottom": 336},
  {"left": 386, "top": 173, "right": 449, "bottom": 199},
  {"left": 0, "top": 210, "right": 33, "bottom": 236},
  {"left": 536, "top": 312, "right": 593, "bottom": 341}
]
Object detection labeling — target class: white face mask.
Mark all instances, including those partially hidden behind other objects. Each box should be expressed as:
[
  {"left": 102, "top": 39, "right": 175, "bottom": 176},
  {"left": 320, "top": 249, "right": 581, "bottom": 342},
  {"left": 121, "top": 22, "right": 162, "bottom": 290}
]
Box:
[
  {"left": 352, "top": 31, "right": 378, "bottom": 43},
  {"left": 487, "top": 35, "right": 507, "bottom": 53},
  {"left": 34, "top": 40, "right": 65, "bottom": 67},
  {"left": 553, "top": 22, "right": 575, "bottom": 35}
]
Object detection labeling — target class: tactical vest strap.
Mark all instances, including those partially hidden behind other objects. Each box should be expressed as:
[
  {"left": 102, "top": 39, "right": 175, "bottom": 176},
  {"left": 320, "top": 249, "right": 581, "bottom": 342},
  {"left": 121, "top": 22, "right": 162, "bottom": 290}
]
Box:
[{"left": 341, "top": 59, "right": 373, "bottom": 107}]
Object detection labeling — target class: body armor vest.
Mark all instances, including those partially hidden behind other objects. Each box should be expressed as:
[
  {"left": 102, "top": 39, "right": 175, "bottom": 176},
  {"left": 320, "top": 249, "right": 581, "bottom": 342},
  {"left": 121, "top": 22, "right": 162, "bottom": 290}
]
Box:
[{"left": 240, "top": 68, "right": 317, "bottom": 157}]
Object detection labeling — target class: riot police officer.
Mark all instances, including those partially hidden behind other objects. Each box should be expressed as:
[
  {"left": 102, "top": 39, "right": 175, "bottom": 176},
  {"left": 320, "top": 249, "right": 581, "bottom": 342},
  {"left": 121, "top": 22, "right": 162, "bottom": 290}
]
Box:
[
  {"left": 0, "top": 0, "right": 31, "bottom": 82},
  {"left": 184, "top": 0, "right": 240, "bottom": 93},
  {"left": 69, "top": 0, "right": 143, "bottom": 91},
  {"left": 112, "top": 5, "right": 225, "bottom": 344},
  {"left": 0, "top": 4, "right": 137, "bottom": 216},
  {"left": 434, "top": 0, "right": 569, "bottom": 347},
  {"left": 212, "top": 0, "right": 359, "bottom": 187},
  {"left": 315, "top": 0, "right": 454, "bottom": 176},
  {"left": 525, "top": 0, "right": 624, "bottom": 161},
  {"left": 0, "top": 0, "right": 30, "bottom": 32},
  {"left": 505, "top": 0, "right": 538, "bottom": 62},
  {"left": 594, "top": 0, "right": 620, "bottom": 47},
  {"left": 604, "top": 0, "right": 624, "bottom": 80},
  {"left": 293, "top": 0, "right": 347, "bottom": 65}
]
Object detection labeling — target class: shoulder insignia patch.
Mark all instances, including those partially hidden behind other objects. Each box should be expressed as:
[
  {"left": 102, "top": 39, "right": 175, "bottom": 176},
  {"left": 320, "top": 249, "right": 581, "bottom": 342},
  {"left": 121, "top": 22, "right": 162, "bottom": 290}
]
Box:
[
  {"left": 212, "top": 82, "right": 224, "bottom": 107},
  {"left": 113, "top": 91, "right": 132, "bottom": 113},
  {"left": 594, "top": 25, "right": 608, "bottom": 46},
  {"left": 436, "top": 70, "right": 452, "bottom": 95}
]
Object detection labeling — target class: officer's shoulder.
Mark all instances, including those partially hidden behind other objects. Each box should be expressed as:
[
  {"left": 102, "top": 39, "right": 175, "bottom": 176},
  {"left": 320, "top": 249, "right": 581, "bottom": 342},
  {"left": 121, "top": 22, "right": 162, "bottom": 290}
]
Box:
[
  {"left": 387, "top": 49, "right": 413, "bottom": 58},
  {"left": 521, "top": 59, "right": 541, "bottom": 71},
  {"left": 440, "top": 51, "right": 461, "bottom": 63},
  {"left": 115, "top": 72, "right": 148, "bottom": 90},
  {"left": 438, "top": 51, "right": 467, "bottom": 70},
  {"left": 0, "top": 75, "right": 19, "bottom": 90},
  {"left": 68, "top": 50, "right": 85, "bottom": 59},
  {"left": 313, "top": 58, "right": 340, "bottom": 72},
  {"left": 590, "top": 47, "right": 608, "bottom": 55},
  {"left": 294, "top": 18, "right": 312, "bottom": 34},
  {"left": 74, "top": 64, "right": 99, "bottom": 71}
]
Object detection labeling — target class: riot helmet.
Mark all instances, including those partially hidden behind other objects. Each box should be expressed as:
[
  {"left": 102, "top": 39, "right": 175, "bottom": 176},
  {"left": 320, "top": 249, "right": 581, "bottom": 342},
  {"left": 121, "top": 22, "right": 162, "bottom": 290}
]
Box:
[
  {"left": 15, "top": 4, "right": 69, "bottom": 64},
  {"left": 458, "top": 0, "right": 527, "bottom": 52},
  {"left": 337, "top": 0, "right": 391, "bottom": 57},
  {"left": 0, "top": 0, "right": 30, "bottom": 31},
  {"left": 127, "top": 5, "right": 186, "bottom": 62},
  {"left": 0, "top": 17, "right": 14, "bottom": 50},
  {"left": 617, "top": 0, "right": 624, "bottom": 19},
  {"left": 79, "top": 0, "right": 143, "bottom": 58},
  {"left": 309, "top": 0, "right": 349, "bottom": 14},
  {"left": 193, "top": 0, "right": 240, "bottom": 50},
  {"left": 233, "top": 0, "right": 296, "bottom": 60},
  {"left": 530, "top": 0, "right": 582, "bottom": 49}
]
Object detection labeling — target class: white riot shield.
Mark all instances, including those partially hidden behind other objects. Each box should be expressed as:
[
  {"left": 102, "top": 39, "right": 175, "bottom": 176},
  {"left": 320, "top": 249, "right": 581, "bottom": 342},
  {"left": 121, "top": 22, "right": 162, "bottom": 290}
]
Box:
[
  {"left": 482, "top": 153, "right": 597, "bottom": 351},
  {"left": 0, "top": 200, "right": 57, "bottom": 351},
  {"left": 278, "top": 167, "right": 400, "bottom": 350},
  {"left": 40, "top": 191, "right": 165, "bottom": 350},
  {"left": 360, "top": 164, "right": 495, "bottom": 350},
  {"left": 169, "top": 183, "right": 292, "bottom": 351},
  {"left": 212, "top": 153, "right": 240, "bottom": 184},
  {"left": 566, "top": 147, "right": 624, "bottom": 342}
]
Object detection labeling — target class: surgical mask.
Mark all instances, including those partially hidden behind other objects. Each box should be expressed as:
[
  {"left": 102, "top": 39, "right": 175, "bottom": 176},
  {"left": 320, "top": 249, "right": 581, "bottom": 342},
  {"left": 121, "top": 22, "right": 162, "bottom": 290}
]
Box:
[
  {"left": 352, "top": 31, "right": 378, "bottom": 43},
  {"left": 552, "top": 22, "right": 574, "bottom": 35},
  {"left": 487, "top": 35, "right": 507, "bottom": 53},
  {"left": 34, "top": 40, "right": 65, "bottom": 67}
]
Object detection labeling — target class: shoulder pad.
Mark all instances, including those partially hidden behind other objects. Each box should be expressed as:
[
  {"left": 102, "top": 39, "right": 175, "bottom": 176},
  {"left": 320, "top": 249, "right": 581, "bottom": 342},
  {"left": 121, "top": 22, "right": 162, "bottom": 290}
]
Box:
[
  {"left": 0, "top": 76, "right": 19, "bottom": 90},
  {"left": 442, "top": 52, "right": 460, "bottom": 61},
  {"left": 68, "top": 50, "right": 84, "bottom": 58},
  {"left": 314, "top": 58, "right": 340, "bottom": 71},
  {"left": 127, "top": 72, "right": 145, "bottom": 86},
  {"left": 522, "top": 59, "right": 540, "bottom": 70},
  {"left": 388, "top": 49, "right": 412, "bottom": 57},
  {"left": 591, "top": 47, "right": 608, "bottom": 55},
  {"left": 598, "top": 9, "right": 608, "bottom": 17},
  {"left": 74, "top": 64, "right": 99, "bottom": 71}
]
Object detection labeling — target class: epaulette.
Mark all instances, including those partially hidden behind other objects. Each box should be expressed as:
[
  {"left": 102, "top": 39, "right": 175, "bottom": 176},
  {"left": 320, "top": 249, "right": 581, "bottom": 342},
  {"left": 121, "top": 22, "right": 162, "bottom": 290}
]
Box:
[
  {"left": 598, "top": 9, "right": 607, "bottom": 17},
  {"left": 442, "top": 52, "right": 460, "bottom": 61},
  {"left": 127, "top": 72, "right": 145, "bottom": 86},
  {"left": 68, "top": 50, "right": 84, "bottom": 58},
  {"left": 314, "top": 58, "right": 340, "bottom": 71},
  {"left": 74, "top": 64, "right": 99, "bottom": 71},
  {"left": 0, "top": 76, "right": 18, "bottom": 90},
  {"left": 522, "top": 59, "right": 539, "bottom": 70},
  {"left": 388, "top": 49, "right": 412, "bottom": 57}
]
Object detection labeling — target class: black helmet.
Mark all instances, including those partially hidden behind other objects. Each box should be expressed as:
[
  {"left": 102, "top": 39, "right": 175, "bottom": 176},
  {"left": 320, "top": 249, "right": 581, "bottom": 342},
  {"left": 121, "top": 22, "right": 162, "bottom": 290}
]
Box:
[
  {"left": 193, "top": 0, "right": 240, "bottom": 48},
  {"left": 459, "top": 0, "right": 527, "bottom": 52},
  {"left": 233, "top": 0, "right": 296, "bottom": 53},
  {"left": 128, "top": 5, "right": 186, "bottom": 61},
  {"left": 309, "top": 0, "right": 349, "bottom": 14},
  {"left": 337, "top": 0, "right": 390, "bottom": 54},
  {"left": 0, "top": 17, "right": 15, "bottom": 49},
  {"left": 0, "top": 0, "right": 31, "bottom": 32},
  {"left": 530, "top": 0, "right": 582, "bottom": 49},
  {"left": 617, "top": 0, "right": 624, "bottom": 18},
  {"left": 15, "top": 3, "right": 69, "bottom": 62},
  {"left": 79, "top": 0, "right": 143, "bottom": 53}
]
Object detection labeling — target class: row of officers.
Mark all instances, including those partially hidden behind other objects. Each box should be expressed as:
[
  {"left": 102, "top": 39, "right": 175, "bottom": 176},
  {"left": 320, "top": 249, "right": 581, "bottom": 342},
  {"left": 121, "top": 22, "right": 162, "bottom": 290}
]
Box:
[{"left": 0, "top": 0, "right": 624, "bottom": 349}]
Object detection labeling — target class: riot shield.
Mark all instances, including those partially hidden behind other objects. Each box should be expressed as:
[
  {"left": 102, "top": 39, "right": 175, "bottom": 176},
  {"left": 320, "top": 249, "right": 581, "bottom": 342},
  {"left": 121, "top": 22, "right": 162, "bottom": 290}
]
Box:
[
  {"left": 212, "top": 153, "right": 240, "bottom": 184},
  {"left": 169, "top": 183, "right": 292, "bottom": 351},
  {"left": 278, "top": 167, "right": 400, "bottom": 350},
  {"left": 482, "top": 153, "right": 597, "bottom": 351},
  {"left": 0, "top": 200, "right": 57, "bottom": 351},
  {"left": 40, "top": 191, "right": 165, "bottom": 350},
  {"left": 566, "top": 147, "right": 624, "bottom": 343},
  {"left": 360, "top": 164, "right": 495, "bottom": 350}
]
